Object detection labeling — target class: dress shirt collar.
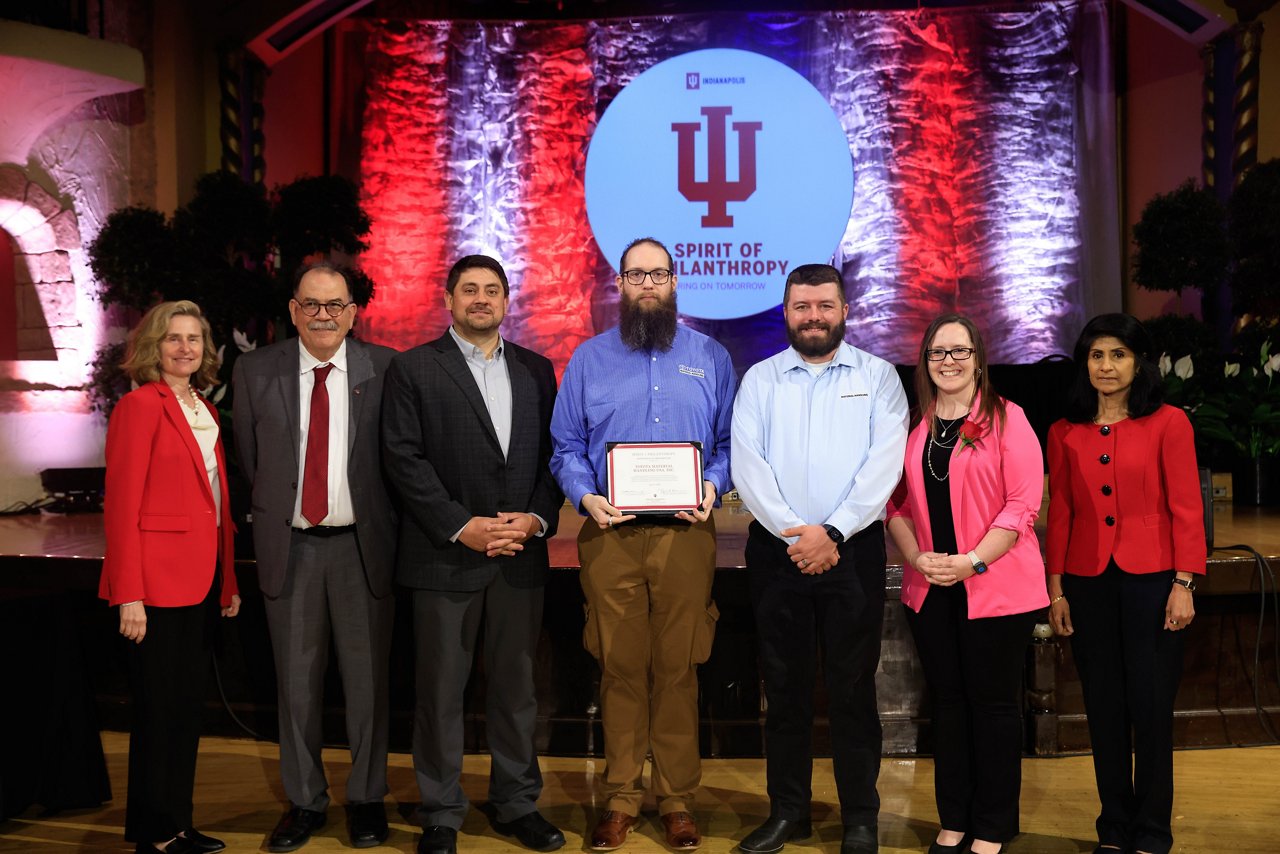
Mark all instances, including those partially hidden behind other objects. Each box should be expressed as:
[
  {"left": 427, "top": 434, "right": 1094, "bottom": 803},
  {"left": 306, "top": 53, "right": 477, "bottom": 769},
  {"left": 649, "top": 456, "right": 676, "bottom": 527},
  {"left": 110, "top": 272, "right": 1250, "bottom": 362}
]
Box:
[
  {"left": 782, "top": 340, "right": 859, "bottom": 374},
  {"left": 298, "top": 338, "right": 348, "bottom": 375},
  {"left": 448, "top": 325, "right": 504, "bottom": 363}
]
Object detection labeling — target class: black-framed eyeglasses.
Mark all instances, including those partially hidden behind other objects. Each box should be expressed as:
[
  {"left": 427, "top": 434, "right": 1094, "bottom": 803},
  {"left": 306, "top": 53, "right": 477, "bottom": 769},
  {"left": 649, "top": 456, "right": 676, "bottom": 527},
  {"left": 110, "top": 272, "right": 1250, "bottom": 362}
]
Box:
[
  {"left": 621, "top": 268, "right": 673, "bottom": 285},
  {"left": 294, "top": 299, "right": 354, "bottom": 318},
  {"left": 925, "top": 347, "right": 975, "bottom": 362}
]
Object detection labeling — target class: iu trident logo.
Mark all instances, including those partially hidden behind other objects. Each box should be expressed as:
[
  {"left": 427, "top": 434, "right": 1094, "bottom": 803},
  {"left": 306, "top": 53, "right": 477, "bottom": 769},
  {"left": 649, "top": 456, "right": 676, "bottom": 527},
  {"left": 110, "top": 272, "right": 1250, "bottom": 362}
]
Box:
[{"left": 671, "top": 106, "right": 763, "bottom": 227}]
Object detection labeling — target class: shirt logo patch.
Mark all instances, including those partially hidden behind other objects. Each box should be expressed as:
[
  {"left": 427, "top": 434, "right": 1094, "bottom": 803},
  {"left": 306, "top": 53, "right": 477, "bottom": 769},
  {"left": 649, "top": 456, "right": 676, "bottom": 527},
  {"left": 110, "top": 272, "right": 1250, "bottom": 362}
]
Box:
[
  {"left": 841, "top": 393, "right": 868, "bottom": 398},
  {"left": 679, "top": 364, "right": 706, "bottom": 379}
]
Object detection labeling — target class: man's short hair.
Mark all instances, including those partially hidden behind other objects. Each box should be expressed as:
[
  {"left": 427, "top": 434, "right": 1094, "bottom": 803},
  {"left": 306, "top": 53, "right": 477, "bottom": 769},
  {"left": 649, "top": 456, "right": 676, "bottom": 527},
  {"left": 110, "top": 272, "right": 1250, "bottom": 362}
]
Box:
[
  {"left": 783, "top": 263, "right": 847, "bottom": 306},
  {"left": 292, "top": 260, "right": 353, "bottom": 298},
  {"left": 446, "top": 254, "right": 510, "bottom": 296},
  {"left": 620, "top": 237, "right": 674, "bottom": 274}
]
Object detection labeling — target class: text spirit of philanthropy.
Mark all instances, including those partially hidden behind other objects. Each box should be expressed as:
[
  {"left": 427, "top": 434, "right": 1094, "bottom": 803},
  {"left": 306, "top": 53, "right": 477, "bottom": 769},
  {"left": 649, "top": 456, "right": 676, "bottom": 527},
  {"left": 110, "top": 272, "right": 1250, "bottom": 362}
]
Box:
[{"left": 606, "top": 442, "right": 705, "bottom": 515}]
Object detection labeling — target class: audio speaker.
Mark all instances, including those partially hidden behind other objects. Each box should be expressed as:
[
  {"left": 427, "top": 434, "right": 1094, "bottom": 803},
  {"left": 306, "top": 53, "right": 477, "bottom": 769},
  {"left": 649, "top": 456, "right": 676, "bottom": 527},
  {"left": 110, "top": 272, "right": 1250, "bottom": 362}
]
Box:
[
  {"left": 246, "top": 0, "right": 375, "bottom": 66},
  {"left": 1119, "top": 0, "right": 1229, "bottom": 45}
]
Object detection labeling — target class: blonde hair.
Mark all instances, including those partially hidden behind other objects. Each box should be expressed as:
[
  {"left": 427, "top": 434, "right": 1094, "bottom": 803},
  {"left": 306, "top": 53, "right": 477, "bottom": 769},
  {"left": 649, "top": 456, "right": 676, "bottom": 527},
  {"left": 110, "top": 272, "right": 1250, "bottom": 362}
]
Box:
[{"left": 121, "top": 300, "right": 220, "bottom": 388}]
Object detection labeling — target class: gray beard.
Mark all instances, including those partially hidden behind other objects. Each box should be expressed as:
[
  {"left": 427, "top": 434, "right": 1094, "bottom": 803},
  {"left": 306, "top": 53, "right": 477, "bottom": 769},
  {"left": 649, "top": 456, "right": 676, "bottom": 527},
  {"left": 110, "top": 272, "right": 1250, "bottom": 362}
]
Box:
[{"left": 619, "top": 292, "right": 679, "bottom": 352}]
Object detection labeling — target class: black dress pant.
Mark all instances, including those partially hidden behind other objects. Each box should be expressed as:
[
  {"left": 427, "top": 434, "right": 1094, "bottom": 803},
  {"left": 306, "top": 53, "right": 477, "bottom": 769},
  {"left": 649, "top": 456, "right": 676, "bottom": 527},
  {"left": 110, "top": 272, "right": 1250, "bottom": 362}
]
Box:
[
  {"left": 904, "top": 583, "right": 1037, "bottom": 842},
  {"left": 124, "top": 584, "right": 215, "bottom": 844},
  {"left": 1063, "top": 562, "right": 1183, "bottom": 854},
  {"left": 746, "top": 520, "right": 885, "bottom": 827}
]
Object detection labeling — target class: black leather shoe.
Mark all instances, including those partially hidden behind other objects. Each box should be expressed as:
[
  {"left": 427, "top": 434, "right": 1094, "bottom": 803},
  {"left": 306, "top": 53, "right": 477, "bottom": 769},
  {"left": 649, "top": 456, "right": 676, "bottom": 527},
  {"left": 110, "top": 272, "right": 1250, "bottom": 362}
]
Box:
[
  {"left": 493, "top": 810, "right": 566, "bottom": 851},
  {"left": 136, "top": 840, "right": 198, "bottom": 854},
  {"left": 418, "top": 825, "right": 459, "bottom": 854},
  {"left": 268, "top": 807, "right": 327, "bottom": 852},
  {"left": 739, "top": 817, "right": 813, "bottom": 854},
  {"left": 840, "top": 824, "right": 878, "bottom": 854},
  {"left": 349, "top": 802, "right": 390, "bottom": 849},
  {"left": 927, "top": 841, "right": 964, "bottom": 853},
  {"left": 180, "top": 829, "right": 226, "bottom": 852}
]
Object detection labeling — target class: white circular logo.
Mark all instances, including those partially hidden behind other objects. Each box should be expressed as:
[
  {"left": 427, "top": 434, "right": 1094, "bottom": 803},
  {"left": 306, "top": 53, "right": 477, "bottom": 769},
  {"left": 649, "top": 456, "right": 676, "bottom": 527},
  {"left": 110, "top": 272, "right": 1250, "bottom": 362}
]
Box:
[{"left": 585, "top": 48, "right": 854, "bottom": 320}]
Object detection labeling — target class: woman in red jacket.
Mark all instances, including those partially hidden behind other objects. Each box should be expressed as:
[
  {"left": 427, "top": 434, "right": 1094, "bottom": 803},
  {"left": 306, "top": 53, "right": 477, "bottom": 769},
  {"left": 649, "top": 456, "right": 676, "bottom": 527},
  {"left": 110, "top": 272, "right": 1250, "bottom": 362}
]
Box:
[
  {"left": 100, "top": 300, "right": 241, "bottom": 854},
  {"left": 1046, "top": 313, "right": 1204, "bottom": 854},
  {"left": 887, "top": 315, "right": 1047, "bottom": 854}
]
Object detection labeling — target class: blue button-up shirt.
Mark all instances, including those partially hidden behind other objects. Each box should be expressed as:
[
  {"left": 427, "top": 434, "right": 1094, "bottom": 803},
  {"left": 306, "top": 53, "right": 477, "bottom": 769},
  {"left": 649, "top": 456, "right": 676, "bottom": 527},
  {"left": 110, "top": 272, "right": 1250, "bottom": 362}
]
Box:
[
  {"left": 551, "top": 325, "right": 737, "bottom": 513},
  {"left": 731, "top": 341, "right": 909, "bottom": 542}
]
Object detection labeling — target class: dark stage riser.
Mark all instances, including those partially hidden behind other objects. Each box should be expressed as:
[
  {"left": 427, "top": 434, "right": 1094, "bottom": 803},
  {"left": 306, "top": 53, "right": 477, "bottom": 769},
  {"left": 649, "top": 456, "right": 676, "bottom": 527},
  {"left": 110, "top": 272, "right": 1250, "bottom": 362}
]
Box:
[{"left": 6, "top": 548, "right": 1276, "bottom": 761}]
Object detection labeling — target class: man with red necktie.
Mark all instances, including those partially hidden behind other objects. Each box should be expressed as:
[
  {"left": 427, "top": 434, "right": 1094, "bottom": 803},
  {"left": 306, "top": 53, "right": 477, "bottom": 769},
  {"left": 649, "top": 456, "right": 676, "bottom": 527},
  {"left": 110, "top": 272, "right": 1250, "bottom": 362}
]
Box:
[{"left": 233, "top": 261, "right": 398, "bottom": 852}]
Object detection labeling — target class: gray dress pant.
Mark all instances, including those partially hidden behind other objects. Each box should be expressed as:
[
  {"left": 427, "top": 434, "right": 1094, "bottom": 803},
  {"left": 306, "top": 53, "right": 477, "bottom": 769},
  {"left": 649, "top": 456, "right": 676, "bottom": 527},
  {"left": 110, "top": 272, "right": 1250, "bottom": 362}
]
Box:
[
  {"left": 410, "top": 572, "right": 545, "bottom": 828},
  {"left": 264, "top": 529, "right": 394, "bottom": 811}
]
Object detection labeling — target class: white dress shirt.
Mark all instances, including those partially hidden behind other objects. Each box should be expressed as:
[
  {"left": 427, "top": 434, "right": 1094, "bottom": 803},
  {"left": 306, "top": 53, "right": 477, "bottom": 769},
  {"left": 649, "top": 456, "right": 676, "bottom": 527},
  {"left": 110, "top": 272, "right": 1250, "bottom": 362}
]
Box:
[{"left": 292, "top": 340, "right": 355, "bottom": 527}]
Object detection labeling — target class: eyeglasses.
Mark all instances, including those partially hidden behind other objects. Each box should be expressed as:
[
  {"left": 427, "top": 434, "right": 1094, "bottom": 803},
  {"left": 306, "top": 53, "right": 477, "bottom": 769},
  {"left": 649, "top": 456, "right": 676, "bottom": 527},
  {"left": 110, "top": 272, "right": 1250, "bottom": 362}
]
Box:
[
  {"left": 925, "top": 347, "right": 975, "bottom": 362},
  {"left": 621, "top": 268, "right": 673, "bottom": 286},
  {"left": 294, "top": 299, "right": 354, "bottom": 318}
]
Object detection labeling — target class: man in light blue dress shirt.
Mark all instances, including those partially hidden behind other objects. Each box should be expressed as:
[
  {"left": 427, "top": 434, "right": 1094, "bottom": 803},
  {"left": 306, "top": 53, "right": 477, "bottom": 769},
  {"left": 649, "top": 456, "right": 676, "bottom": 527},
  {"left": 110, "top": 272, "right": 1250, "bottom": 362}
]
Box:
[
  {"left": 550, "top": 237, "right": 736, "bottom": 852},
  {"left": 731, "top": 264, "right": 909, "bottom": 854}
]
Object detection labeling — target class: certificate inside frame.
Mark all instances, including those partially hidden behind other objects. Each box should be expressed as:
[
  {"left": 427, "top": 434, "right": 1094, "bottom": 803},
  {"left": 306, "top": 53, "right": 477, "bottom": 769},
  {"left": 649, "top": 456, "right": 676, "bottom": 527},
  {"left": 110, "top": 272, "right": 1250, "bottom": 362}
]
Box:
[{"left": 605, "top": 441, "right": 704, "bottom": 514}]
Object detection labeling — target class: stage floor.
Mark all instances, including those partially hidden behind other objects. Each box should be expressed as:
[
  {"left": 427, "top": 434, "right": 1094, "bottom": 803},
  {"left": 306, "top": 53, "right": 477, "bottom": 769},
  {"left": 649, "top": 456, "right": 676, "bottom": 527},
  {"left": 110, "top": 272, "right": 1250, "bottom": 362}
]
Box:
[{"left": 0, "top": 732, "right": 1273, "bottom": 853}]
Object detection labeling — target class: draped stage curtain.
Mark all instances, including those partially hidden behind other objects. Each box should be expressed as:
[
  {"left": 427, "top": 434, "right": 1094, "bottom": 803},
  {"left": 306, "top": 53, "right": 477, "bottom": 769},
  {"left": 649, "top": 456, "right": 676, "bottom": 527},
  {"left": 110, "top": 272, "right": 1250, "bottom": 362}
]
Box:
[{"left": 343, "top": 0, "right": 1116, "bottom": 374}]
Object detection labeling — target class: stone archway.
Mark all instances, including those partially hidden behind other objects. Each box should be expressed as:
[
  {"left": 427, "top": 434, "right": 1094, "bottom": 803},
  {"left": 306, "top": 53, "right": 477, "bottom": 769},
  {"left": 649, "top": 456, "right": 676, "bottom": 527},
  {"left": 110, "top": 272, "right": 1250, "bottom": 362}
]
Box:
[{"left": 0, "top": 165, "right": 84, "bottom": 364}]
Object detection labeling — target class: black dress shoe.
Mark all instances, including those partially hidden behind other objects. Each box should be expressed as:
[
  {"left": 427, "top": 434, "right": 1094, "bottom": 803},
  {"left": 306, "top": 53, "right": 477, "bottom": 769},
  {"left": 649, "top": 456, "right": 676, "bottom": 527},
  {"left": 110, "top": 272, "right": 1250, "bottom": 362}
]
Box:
[
  {"left": 927, "top": 841, "right": 965, "bottom": 853},
  {"left": 493, "top": 810, "right": 566, "bottom": 851},
  {"left": 739, "top": 817, "right": 813, "bottom": 854},
  {"left": 840, "top": 824, "right": 878, "bottom": 854},
  {"left": 349, "top": 802, "right": 390, "bottom": 849},
  {"left": 268, "top": 807, "right": 327, "bottom": 852},
  {"left": 419, "top": 825, "right": 459, "bottom": 854},
  {"left": 180, "top": 829, "right": 226, "bottom": 852},
  {"left": 135, "top": 839, "right": 197, "bottom": 854}
]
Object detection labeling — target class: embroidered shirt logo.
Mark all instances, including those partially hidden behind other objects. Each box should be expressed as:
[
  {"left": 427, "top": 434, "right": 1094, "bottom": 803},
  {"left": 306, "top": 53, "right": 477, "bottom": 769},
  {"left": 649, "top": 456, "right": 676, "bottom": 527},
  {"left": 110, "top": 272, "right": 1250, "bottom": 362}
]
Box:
[
  {"left": 841, "top": 392, "right": 868, "bottom": 398},
  {"left": 679, "top": 364, "right": 706, "bottom": 379}
]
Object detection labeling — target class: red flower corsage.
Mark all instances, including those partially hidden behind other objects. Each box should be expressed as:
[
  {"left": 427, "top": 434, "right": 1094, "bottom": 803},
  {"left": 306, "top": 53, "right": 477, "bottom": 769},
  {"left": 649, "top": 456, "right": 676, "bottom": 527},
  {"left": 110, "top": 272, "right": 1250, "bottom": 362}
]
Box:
[{"left": 956, "top": 420, "right": 983, "bottom": 453}]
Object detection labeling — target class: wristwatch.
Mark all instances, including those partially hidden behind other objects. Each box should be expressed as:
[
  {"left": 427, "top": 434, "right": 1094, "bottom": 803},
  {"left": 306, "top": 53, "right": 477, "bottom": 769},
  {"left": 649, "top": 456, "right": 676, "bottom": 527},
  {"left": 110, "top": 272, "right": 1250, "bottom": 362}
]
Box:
[
  {"left": 967, "top": 550, "right": 988, "bottom": 575},
  {"left": 1172, "top": 577, "right": 1197, "bottom": 593},
  {"left": 823, "top": 524, "right": 844, "bottom": 545}
]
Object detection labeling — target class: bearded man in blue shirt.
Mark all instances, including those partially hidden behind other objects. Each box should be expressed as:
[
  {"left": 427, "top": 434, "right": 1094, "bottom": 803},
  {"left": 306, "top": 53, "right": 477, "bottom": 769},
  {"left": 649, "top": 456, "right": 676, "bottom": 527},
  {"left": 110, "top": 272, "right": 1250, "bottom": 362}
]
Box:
[
  {"left": 731, "top": 264, "right": 909, "bottom": 854},
  {"left": 550, "top": 237, "right": 736, "bottom": 853}
]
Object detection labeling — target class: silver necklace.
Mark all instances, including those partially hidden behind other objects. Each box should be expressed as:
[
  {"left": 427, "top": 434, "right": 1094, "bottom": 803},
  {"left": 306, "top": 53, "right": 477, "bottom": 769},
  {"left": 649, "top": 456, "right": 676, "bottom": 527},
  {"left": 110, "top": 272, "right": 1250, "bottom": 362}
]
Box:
[{"left": 927, "top": 416, "right": 963, "bottom": 482}]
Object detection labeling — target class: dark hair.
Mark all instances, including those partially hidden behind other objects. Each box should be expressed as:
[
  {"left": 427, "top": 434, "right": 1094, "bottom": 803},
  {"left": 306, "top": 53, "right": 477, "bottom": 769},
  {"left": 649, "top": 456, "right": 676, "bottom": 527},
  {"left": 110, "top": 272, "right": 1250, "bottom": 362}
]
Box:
[
  {"left": 913, "top": 314, "right": 1006, "bottom": 436},
  {"left": 1064, "top": 312, "right": 1164, "bottom": 423},
  {"left": 783, "top": 264, "right": 847, "bottom": 306},
  {"left": 445, "top": 254, "right": 510, "bottom": 296},
  {"left": 620, "top": 237, "right": 674, "bottom": 273},
  {"left": 293, "top": 260, "right": 353, "bottom": 299}
]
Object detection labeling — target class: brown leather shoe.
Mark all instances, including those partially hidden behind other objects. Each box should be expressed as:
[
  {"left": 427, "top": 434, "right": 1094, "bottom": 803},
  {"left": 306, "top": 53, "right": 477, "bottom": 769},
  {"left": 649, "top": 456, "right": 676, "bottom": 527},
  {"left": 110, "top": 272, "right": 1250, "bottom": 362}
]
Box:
[
  {"left": 661, "top": 812, "right": 702, "bottom": 850},
  {"left": 590, "top": 811, "right": 637, "bottom": 851}
]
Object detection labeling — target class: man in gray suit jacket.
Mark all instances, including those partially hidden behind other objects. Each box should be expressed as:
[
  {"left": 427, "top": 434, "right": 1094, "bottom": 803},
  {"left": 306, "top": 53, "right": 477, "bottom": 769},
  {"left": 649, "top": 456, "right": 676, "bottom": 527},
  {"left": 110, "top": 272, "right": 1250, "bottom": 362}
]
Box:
[
  {"left": 233, "top": 261, "right": 397, "bottom": 852},
  {"left": 382, "top": 255, "right": 564, "bottom": 854}
]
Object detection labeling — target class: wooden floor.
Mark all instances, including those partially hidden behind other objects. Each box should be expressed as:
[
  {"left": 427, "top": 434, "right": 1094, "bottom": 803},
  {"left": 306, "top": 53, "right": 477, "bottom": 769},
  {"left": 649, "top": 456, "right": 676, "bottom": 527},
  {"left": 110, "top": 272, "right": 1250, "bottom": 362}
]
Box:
[{"left": 1, "top": 734, "right": 1274, "bottom": 853}]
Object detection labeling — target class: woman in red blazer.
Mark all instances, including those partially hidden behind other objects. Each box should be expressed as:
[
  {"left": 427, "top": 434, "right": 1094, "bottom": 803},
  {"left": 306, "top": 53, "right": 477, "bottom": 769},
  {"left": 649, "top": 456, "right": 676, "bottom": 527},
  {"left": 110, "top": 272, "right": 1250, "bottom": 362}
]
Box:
[
  {"left": 100, "top": 300, "right": 240, "bottom": 854},
  {"left": 887, "top": 315, "right": 1047, "bottom": 854},
  {"left": 1046, "top": 313, "right": 1205, "bottom": 854}
]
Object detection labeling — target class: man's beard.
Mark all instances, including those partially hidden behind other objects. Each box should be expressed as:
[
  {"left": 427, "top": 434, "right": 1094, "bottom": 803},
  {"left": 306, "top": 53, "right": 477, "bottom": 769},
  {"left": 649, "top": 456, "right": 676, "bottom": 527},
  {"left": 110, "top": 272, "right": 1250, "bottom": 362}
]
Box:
[
  {"left": 619, "top": 290, "right": 679, "bottom": 352},
  {"left": 787, "top": 319, "right": 846, "bottom": 359}
]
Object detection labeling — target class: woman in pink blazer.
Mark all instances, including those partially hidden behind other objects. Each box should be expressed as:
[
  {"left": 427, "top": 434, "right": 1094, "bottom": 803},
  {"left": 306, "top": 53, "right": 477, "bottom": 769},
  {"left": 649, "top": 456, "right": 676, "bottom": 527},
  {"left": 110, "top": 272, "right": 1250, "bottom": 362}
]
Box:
[
  {"left": 886, "top": 315, "right": 1048, "bottom": 854},
  {"left": 101, "top": 300, "right": 240, "bottom": 854}
]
